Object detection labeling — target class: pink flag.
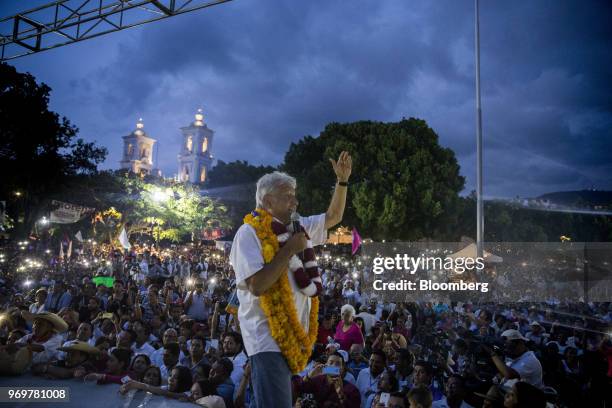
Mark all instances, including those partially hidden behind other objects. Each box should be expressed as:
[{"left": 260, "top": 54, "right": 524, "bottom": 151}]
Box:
[{"left": 351, "top": 227, "right": 362, "bottom": 255}]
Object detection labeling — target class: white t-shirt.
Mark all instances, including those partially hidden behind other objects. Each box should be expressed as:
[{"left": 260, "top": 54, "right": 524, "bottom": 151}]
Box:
[
  {"left": 29, "top": 303, "right": 46, "bottom": 314},
  {"left": 229, "top": 213, "right": 327, "bottom": 356},
  {"left": 356, "top": 312, "right": 377, "bottom": 335},
  {"left": 17, "top": 332, "right": 63, "bottom": 365},
  {"left": 132, "top": 341, "right": 156, "bottom": 359},
  {"left": 356, "top": 368, "right": 383, "bottom": 408},
  {"left": 504, "top": 350, "right": 543, "bottom": 388}
]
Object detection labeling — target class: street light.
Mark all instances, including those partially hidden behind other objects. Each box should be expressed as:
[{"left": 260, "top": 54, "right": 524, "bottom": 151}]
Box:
[
  {"left": 39, "top": 216, "right": 49, "bottom": 225},
  {"left": 152, "top": 188, "right": 172, "bottom": 203}
]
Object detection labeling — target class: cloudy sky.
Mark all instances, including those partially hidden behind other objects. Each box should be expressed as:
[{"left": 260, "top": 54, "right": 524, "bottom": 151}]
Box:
[{"left": 2, "top": 0, "right": 611, "bottom": 197}]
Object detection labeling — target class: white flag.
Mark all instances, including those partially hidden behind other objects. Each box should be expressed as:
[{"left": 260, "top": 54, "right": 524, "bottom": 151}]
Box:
[
  {"left": 67, "top": 240, "right": 72, "bottom": 259},
  {"left": 119, "top": 227, "right": 131, "bottom": 250},
  {"left": 75, "top": 231, "right": 83, "bottom": 242},
  {"left": 59, "top": 242, "right": 64, "bottom": 259}
]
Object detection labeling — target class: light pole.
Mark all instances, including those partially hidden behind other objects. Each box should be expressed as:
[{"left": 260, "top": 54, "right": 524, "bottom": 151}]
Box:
[{"left": 475, "top": 0, "right": 484, "bottom": 259}]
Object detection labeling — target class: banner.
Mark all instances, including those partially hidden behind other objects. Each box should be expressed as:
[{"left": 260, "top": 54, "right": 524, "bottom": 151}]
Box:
[
  {"left": 75, "top": 231, "right": 83, "bottom": 242},
  {"left": 49, "top": 200, "right": 95, "bottom": 224},
  {"left": 92, "top": 276, "right": 115, "bottom": 288}
]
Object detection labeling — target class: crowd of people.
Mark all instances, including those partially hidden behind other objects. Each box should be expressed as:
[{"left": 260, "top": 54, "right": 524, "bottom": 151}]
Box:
[{"left": 0, "top": 237, "right": 611, "bottom": 407}]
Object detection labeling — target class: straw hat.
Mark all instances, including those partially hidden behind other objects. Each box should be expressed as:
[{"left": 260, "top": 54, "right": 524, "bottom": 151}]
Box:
[
  {"left": 57, "top": 340, "right": 101, "bottom": 355},
  {"left": 21, "top": 311, "right": 68, "bottom": 332}
]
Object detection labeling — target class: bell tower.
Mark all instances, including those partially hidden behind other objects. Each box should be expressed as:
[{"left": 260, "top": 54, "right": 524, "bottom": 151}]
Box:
[
  {"left": 177, "top": 108, "right": 214, "bottom": 184},
  {"left": 120, "top": 118, "right": 156, "bottom": 175}
]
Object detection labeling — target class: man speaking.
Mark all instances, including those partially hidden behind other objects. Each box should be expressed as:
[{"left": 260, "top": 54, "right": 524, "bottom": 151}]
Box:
[{"left": 230, "top": 151, "right": 352, "bottom": 408}]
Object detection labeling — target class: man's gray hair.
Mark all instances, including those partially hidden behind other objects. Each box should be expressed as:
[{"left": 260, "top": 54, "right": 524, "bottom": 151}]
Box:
[{"left": 256, "top": 171, "right": 296, "bottom": 208}]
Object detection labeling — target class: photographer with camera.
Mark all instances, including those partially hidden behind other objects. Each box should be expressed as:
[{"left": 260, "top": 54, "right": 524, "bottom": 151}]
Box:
[
  {"left": 184, "top": 277, "right": 209, "bottom": 323},
  {"left": 295, "top": 351, "right": 361, "bottom": 407},
  {"left": 372, "top": 322, "right": 407, "bottom": 351},
  {"left": 486, "top": 329, "right": 543, "bottom": 389}
]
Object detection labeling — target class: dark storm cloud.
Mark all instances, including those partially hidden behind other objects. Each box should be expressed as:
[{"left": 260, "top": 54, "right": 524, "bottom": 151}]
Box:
[{"left": 4, "top": 0, "right": 611, "bottom": 197}]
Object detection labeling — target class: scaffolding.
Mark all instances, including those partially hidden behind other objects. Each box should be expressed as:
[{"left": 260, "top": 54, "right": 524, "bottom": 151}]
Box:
[{"left": 0, "top": 0, "right": 232, "bottom": 61}]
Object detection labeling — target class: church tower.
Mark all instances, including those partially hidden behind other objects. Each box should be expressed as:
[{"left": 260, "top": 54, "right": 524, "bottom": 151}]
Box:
[
  {"left": 120, "top": 118, "right": 156, "bottom": 175},
  {"left": 177, "top": 108, "right": 214, "bottom": 184}
]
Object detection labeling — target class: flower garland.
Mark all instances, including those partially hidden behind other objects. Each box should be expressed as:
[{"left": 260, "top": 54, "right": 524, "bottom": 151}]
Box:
[{"left": 243, "top": 208, "right": 319, "bottom": 374}]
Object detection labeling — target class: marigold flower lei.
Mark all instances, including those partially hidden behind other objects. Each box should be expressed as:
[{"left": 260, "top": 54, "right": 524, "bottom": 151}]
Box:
[{"left": 244, "top": 208, "right": 319, "bottom": 373}]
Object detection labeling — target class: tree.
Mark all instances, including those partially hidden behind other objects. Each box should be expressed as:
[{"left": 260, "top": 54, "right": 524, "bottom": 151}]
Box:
[
  {"left": 456, "top": 195, "right": 612, "bottom": 242},
  {"left": 0, "top": 63, "right": 107, "bottom": 237},
  {"left": 207, "top": 160, "right": 276, "bottom": 188},
  {"left": 281, "top": 118, "right": 465, "bottom": 240},
  {"left": 89, "top": 172, "right": 231, "bottom": 244}
]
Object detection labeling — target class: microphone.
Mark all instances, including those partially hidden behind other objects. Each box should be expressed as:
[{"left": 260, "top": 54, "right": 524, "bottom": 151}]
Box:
[
  {"left": 291, "top": 212, "right": 303, "bottom": 258},
  {"left": 290, "top": 212, "right": 301, "bottom": 235}
]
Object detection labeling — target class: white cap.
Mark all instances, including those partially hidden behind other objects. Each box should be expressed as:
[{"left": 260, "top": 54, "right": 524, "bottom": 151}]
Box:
[{"left": 501, "top": 329, "right": 528, "bottom": 341}]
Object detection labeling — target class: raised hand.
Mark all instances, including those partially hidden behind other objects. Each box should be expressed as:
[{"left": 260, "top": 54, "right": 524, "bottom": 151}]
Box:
[{"left": 329, "top": 151, "right": 352, "bottom": 182}]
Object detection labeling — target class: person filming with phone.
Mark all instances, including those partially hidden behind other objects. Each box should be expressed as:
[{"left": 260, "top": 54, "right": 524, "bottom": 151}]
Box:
[{"left": 294, "top": 351, "right": 361, "bottom": 407}]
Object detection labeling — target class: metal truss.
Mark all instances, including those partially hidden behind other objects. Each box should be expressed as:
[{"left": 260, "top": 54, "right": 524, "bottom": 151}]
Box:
[{"left": 0, "top": 0, "right": 232, "bottom": 61}]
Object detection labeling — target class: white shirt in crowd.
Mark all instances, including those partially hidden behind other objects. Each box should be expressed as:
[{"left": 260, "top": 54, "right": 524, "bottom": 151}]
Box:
[
  {"left": 503, "top": 350, "right": 543, "bottom": 389},
  {"left": 229, "top": 213, "right": 327, "bottom": 357},
  {"left": 356, "top": 311, "right": 377, "bottom": 335},
  {"left": 229, "top": 350, "right": 249, "bottom": 400},
  {"left": 184, "top": 291, "right": 209, "bottom": 321},
  {"left": 356, "top": 367, "right": 384, "bottom": 408},
  {"left": 29, "top": 303, "right": 46, "bottom": 314},
  {"left": 17, "top": 332, "right": 63, "bottom": 365},
  {"left": 132, "top": 341, "right": 156, "bottom": 359}
]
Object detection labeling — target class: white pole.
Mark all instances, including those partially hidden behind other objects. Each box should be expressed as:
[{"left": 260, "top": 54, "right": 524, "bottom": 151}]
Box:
[{"left": 475, "top": 0, "right": 484, "bottom": 258}]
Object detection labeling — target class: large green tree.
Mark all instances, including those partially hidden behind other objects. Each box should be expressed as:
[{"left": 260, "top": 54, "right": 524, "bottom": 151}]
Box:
[
  {"left": 0, "top": 63, "right": 107, "bottom": 237},
  {"left": 207, "top": 160, "right": 276, "bottom": 188},
  {"left": 456, "top": 194, "right": 612, "bottom": 242},
  {"left": 281, "top": 118, "right": 465, "bottom": 240}
]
